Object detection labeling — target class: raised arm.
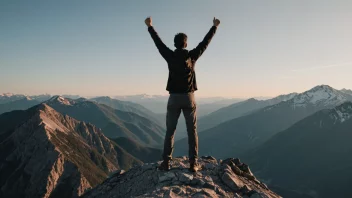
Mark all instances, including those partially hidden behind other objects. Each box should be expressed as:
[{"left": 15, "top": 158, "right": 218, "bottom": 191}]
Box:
[
  {"left": 145, "top": 17, "right": 172, "bottom": 61},
  {"left": 189, "top": 17, "right": 220, "bottom": 61}
]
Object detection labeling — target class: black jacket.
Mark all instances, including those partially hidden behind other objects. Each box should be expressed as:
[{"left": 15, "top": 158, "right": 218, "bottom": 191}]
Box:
[{"left": 148, "top": 26, "right": 217, "bottom": 93}]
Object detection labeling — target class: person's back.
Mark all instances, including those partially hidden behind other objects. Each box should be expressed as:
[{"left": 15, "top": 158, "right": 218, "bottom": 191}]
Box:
[{"left": 145, "top": 16, "right": 220, "bottom": 172}]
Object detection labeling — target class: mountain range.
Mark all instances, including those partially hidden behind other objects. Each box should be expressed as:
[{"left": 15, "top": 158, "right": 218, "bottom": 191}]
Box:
[
  {"left": 197, "top": 93, "right": 298, "bottom": 132},
  {"left": 45, "top": 96, "right": 165, "bottom": 147},
  {"left": 0, "top": 97, "right": 41, "bottom": 115},
  {"left": 243, "top": 101, "right": 352, "bottom": 198},
  {"left": 114, "top": 94, "right": 244, "bottom": 116},
  {"left": 90, "top": 96, "right": 163, "bottom": 127},
  {"left": 2, "top": 85, "right": 352, "bottom": 197},
  {"left": 175, "top": 85, "right": 352, "bottom": 159}
]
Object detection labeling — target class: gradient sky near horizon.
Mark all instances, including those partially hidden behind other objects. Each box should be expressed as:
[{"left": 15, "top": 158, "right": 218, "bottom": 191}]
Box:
[{"left": 1, "top": 0, "right": 352, "bottom": 98}]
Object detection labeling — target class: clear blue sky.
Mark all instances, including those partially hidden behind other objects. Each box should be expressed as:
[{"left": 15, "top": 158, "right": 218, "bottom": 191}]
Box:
[{"left": 1, "top": 0, "right": 351, "bottom": 97}]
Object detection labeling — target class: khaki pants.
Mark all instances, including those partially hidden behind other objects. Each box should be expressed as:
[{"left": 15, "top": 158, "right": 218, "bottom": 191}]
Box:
[{"left": 162, "top": 93, "right": 198, "bottom": 161}]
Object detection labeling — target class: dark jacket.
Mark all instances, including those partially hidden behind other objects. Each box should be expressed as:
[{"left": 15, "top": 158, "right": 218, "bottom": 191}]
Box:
[{"left": 148, "top": 26, "right": 217, "bottom": 93}]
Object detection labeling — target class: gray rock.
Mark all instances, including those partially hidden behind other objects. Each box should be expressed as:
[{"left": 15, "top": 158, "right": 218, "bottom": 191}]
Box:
[
  {"left": 109, "top": 177, "right": 118, "bottom": 183},
  {"left": 82, "top": 156, "right": 282, "bottom": 198},
  {"left": 159, "top": 172, "right": 176, "bottom": 183},
  {"left": 221, "top": 172, "right": 244, "bottom": 191},
  {"left": 193, "top": 188, "right": 219, "bottom": 198},
  {"left": 163, "top": 189, "right": 182, "bottom": 198},
  {"left": 142, "top": 163, "right": 156, "bottom": 171},
  {"left": 178, "top": 172, "right": 194, "bottom": 184},
  {"left": 190, "top": 177, "right": 206, "bottom": 186},
  {"left": 204, "top": 163, "right": 216, "bottom": 169}
]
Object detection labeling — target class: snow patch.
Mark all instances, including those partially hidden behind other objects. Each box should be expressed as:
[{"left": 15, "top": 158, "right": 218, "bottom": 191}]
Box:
[
  {"left": 293, "top": 85, "right": 347, "bottom": 107},
  {"left": 49, "top": 96, "right": 73, "bottom": 105},
  {"left": 1, "top": 93, "right": 14, "bottom": 97},
  {"left": 330, "top": 104, "right": 352, "bottom": 123}
]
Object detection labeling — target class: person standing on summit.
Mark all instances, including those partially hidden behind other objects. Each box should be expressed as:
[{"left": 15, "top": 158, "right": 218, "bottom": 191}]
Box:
[{"left": 145, "top": 17, "right": 220, "bottom": 172}]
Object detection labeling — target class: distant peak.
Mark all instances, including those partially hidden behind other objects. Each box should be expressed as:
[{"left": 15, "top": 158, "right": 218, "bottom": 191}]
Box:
[
  {"left": 98, "top": 96, "right": 112, "bottom": 100},
  {"left": 0, "top": 93, "right": 21, "bottom": 97},
  {"left": 247, "top": 98, "right": 259, "bottom": 102},
  {"left": 309, "top": 84, "right": 334, "bottom": 92},
  {"left": 291, "top": 85, "right": 348, "bottom": 107},
  {"left": 75, "top": 97, "right": 88, "bottom": 102},
  {"left": 48, "top": 95, "right": 73, "bottom": 105}
]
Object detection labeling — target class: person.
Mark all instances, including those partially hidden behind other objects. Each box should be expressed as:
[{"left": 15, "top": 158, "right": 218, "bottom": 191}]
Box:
[{"left": 145, "top": 16, "right": 220, "bottom": 172}]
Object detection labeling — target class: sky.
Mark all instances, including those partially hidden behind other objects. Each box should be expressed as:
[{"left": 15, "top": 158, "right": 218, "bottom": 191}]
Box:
[{"left": 1, "top": 0, "right": 352, "bottom": 98}]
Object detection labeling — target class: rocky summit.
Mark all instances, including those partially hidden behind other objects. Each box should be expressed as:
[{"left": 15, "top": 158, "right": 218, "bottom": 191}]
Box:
[{"left": 82, "top": 156, "right": 281, "bottom": 198}]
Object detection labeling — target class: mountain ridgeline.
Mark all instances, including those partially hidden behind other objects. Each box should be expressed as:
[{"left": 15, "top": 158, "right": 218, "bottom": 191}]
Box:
[
  {"left": 197, "top": 93, "right": 298, "bottom": 132},
  {"left": 1, "top": 85, "right": 352, "bottom": 198},
  {"left": 175, "top": 85, "right": 352, "bottom": 159},
  {"left": 45, "top": 96, "right": 165, "bottom": 147}
]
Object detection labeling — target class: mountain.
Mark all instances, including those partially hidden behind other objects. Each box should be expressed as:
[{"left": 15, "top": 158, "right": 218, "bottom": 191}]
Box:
[
  {"left": 45, "top": 96, "right": 165, "bottom": 147},
  {"left": 0, "top": 104, "right": 142, "bottom": 198},
  {"left": 90, "top": 96, "right": 163, "bottom": 126},
  {"left": 114, "top": 94, "right": 243, "bottom": 116},
  {"left": 0, "top": 93, "right": 81, "bottom": 104},
  {"left": 114, "top": 94, "right": 168, "bottom": 114},
  {"left": 110, "top": 137, "right": 162, "bottom": 163},
  {"left": 197, "top": 98, "right": 244, "bottom": 117},
  {"left": 243, "top": 102, "right": 352, "bottom": 198},
  {"left": 340, "top": 88, "right": 352, "bottom": 96},
  {"left": 0, "top": 97, "right": 41, "bottom": 115},
  {"left": 175, "top": 85, "right": 352, "bottom": 159},
  {"left": 0, "top": 93, "right": 26, "bottom": 104},
  {"left": 82, "top": 156, "right": 281, "bottom": 198},
  {"left": 198, "top": 93, "right": 297, "bottom": 132}
]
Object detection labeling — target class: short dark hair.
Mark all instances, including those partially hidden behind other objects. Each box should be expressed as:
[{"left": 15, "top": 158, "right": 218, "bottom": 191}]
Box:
[{"left": 174, "top": 33, "right": 187, "bottom": 49}]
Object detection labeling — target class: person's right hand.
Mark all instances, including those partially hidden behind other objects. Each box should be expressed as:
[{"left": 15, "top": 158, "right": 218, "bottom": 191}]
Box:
[
  {"left": 213, "top": 17, "right": 220, "bottom": 27},
  {"left": 145, "top": 17, "right": 152, "bottom": 27}
]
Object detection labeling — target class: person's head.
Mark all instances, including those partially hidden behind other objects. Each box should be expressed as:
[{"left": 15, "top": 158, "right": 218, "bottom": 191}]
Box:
[{"left": 174, "top": 33, "right": 187, "bottom": 49}]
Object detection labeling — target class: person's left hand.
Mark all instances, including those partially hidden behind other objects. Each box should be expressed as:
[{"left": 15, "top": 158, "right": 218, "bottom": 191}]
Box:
[{"left": 145, "top": 17, "right": 152, "bottom": 27}]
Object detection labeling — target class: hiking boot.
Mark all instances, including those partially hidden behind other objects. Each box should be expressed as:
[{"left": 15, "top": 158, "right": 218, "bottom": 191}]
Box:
[
  {"left": 189, "top": 159, "right": 202, "bottom": 172},
  {"left": 158, "top": 160, "right": 170, "bottom": 171}
]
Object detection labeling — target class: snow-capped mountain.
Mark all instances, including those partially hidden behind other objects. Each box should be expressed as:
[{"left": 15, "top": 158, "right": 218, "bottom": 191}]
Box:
[
  {"left": 175, "top": 85, "right": 352, "bottom": 159},
  {"left": 30, "top": 94, "right": 52, "bottom": 102},
  {"left": 48, "top": 95, "right": 76, "bottom": 106},
  {"left": 243, "top": 101, "right": 352, "bottom": 198},
  {"left": 114, "top": 94, "right": 168, "bottom": 102},
  {"left": 292, "top": 85, "right": 352, "bottom": 108},
  {"left": 340, "top": 88, "right": 352, "bottom": 96},
  {"left": 0, "top": 97, "right": 41, "bottom": 115},
  {"left": 0, "top": 93, "right": 26, "bottom": 104}
]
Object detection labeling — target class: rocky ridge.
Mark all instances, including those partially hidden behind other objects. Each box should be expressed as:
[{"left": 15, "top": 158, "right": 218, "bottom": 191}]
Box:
[
  {"left": 0, "top": 104, "right": 141, "bottom": 198},
  {"left": 82, "top": 156, "right": 281, "bottom": 198}
]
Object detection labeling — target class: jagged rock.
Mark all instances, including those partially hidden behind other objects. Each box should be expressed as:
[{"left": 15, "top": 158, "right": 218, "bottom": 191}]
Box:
[
  {"left": 222, "top": 172, "right": 244, "bottom": 191},
  {"left": 82, "top": 157, "right": 281, "bottom": 198},
  {"left": 163, "top": 190, "right": 182, "bottom": 198},
  {"left": 178, "top": 172, "right": 193, "bottom": 184},
  {"left": 159, "top": 172, "right": 176, "bottom": 183},
  {"left": 0, "top": 104, "right": 142, "bottom": 198}
]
